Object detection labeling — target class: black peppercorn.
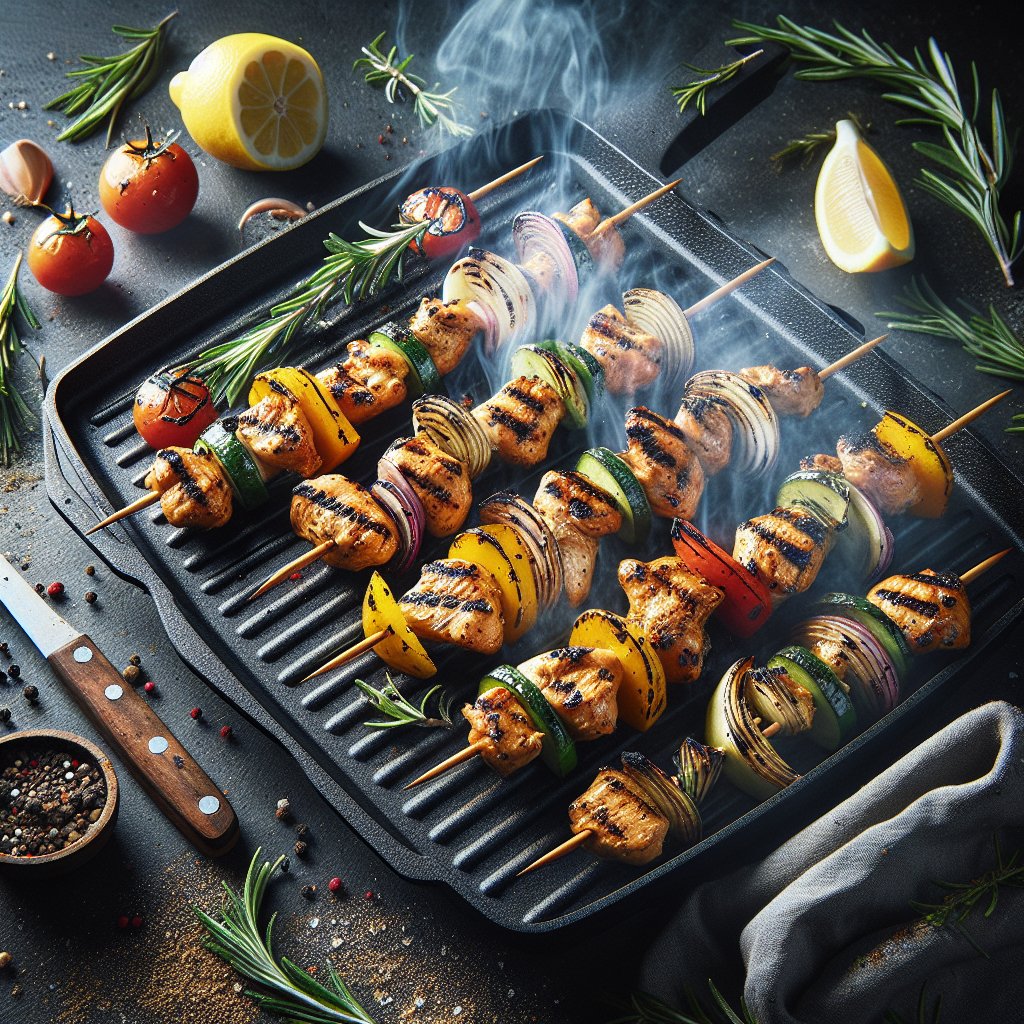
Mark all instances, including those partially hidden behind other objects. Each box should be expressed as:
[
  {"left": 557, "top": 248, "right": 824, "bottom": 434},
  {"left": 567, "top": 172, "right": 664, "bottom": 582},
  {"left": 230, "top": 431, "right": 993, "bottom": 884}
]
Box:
[
  {"left": 129, "top": 654, "right": 142, "bottom": 666},
  {"left": 84, "top": 591, "right": 97, "bottom": 604},
  {"left": 22, "top": 684, "right": 38, "bottom": 702},
  {"left": 300, "top": 884, "right": 315, "bottom": 899},
  {"left": 122, "top": 665, "right": 140, "bottom": 684},
  {"left": 294, "top": 840, "right": 308, "bottom": 858},
  {"left": 0, "top": 708, "right": 10, "bottom": 723},
  {"left": 295, "top": 822, "right": 310, "bottom": 838},
  {"left": 8, "top": 665, "right": 20, "bottom": 679}
]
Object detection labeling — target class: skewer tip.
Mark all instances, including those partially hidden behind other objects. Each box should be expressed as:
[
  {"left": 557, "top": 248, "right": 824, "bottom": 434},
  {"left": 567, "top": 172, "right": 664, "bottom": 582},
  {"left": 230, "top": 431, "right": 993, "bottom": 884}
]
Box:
[
  {"left": 961, "top": 547, "right": 1013, "bottom": 585},
  {"left": 516, "top": 829, "right": 592, "bottom": 876}
]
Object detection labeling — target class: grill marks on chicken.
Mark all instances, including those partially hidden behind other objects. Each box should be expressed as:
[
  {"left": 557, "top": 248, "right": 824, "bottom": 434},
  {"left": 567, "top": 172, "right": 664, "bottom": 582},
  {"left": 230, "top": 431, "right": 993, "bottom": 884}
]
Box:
[
  {"left": 462, "top": 686, "right": 544, "bottom": 776},
  {"left": 868, "top": 568, "right": 971, "bottom": 653},
  {"left": 518, "top": 646, "right": 622, "bottom": 741},
  {"left": 407, "top": 297, "right": 481, "bottom": 375},
  {"left": 836, "top": 431, "right": 921, "bottom": 516},
  {"left": 473, "top": 375, "right": 566, "bottom": 467},
  {"left": 317, "top": 339, "right": 409, "bottom": 426},
  {"left": 738, "top": 365, "right": 824, "bottom": 418},
  {"left": 673, "top": 394, "right": 732, "bottom": 476},
  {"left": 733, "top": 506, "right": 831, "bottom": 597},
  {"left": 579, "top": 306, "right": 660, "bottom": 395},
  {"left": 568, "top": 768, "right": 668, "bottom": 865},
  {"left": 399, "top": 558, "right": 504, "bottom": 654},
  {"left": 533, "top": 470, "right": 623, "bottom": 538},
  {"left": 145, "top": 446, "right": 233, "bottom": 529},
  {"left": 618, "top": 557, "right": 724, "bottom": 684},
  {"left": 237, "top": 390, "right": 321, "bottom": 477},
  {"left": 622, "top": 406, "right": 704, "bottom": 519},
  {"left": 383, "top": 436, "right": 472, "bottom": 537},
  {"left": 553, "top": 197, "right": 625, "bottom": 271},
  {"left": 290, "top": 476, "right": 397, "bottom": 572}
]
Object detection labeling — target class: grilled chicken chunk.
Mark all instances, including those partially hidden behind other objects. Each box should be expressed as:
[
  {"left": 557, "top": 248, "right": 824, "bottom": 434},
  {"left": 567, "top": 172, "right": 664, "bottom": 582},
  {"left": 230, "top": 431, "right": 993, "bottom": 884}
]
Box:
[
  {"left": 618, "top": 557, "right": 724, "bottom": 684},
  {"left": 568, "top": 768, "right": 669, "bottom": 865},
  {"left": 738, "top": 365, "right": 824, "bottom": 417},
  {"left": 399, "top": 559, "right": 504, "bottom": 654},
  {"left": 472, "top": 375, "right": 566, "bottom": 467},
  {"left": 867, "top": 568, "right": 971, "bottom": 653},
  {"left": 579, "top": 305, "right": 660, "bottom": 394},
  {"left": 145, "top": 446, "right": 233, "bottom": 529},
  {"left": 533, "top": 470, "right": 623, "bottom": 538},
  {"left": 237, "top": 391, "right": 321, "bottom": 477},
  {"left": 537, "top": 510, "right": 597, "bottom": 607},
  {"left": 800, "top": 452, "right": 844, "bottom": 474},
  {"left": 733, "top": 505, "right": 831, "bottom": 599},
  {"left": 518, "top": 646, "right": 621, "bottom": 741},
  {"left": 553, "top": 197, "right": 625, "bottom": 270},
  {"left": 622, "top": 406, "right": 704, "bottom": 519},
  {"left": 674, "top": 394, "right": 732, "bottom": 475},
  {"left": 317, "top": 338, "right": 409, "bottom": 426},
  {"left": 407, "top": 297, "right": 481, "bottom": 375},
  {"left": 836, "top": 431, "right": 921, "bottom": 516},
  {"left": 382, "top": 436, "right": 472, "bottom": 537},
  {"left": 290, "top": 476, "right": 397, "bottom": 572},
  {"left": 462, "top": 686, "right": 544, "bottom": 776},
  {"left": 519, "top": 250, "right": 560, "bottom": 296}
]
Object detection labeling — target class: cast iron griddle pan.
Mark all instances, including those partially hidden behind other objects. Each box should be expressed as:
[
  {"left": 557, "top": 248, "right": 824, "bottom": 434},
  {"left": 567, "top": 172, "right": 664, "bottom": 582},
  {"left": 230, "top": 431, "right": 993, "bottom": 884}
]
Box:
[{"left": 44, "top": 111, "right": 1023, "bottom": 934}]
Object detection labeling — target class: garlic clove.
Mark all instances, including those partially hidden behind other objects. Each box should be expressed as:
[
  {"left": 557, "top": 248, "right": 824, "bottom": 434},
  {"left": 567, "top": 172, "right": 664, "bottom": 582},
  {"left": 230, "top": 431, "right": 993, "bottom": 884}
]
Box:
[
  {"left": 238, "top": 197, "right": 308, "bottom": 234},
  {"left": 0, "top": 138, "right": 54, "bottom": 207}
]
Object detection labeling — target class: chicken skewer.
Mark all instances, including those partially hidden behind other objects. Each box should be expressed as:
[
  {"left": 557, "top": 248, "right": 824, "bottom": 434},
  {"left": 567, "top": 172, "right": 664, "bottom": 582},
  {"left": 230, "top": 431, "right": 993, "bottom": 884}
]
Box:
[{"left": 521, "top": 548, "right": 1012, "bottom": 875}]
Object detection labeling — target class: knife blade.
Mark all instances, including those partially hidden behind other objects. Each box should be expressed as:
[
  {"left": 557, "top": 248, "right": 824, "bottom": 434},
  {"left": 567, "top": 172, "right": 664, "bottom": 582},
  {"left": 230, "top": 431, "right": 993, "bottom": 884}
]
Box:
[{"left": 0, "top": 553, "right": 238, "bottom": 856}]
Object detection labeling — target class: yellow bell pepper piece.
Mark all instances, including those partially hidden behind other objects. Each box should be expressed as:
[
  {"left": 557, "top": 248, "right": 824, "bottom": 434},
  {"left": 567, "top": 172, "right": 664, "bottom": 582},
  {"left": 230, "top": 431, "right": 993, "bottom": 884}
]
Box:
[
  {"left": 249, "top": 367, "right": 359, "bottom": 472},
  {"left": 873, "top": 410, "right": 952, "bottom": 518},
  {"left": 362, "top": 571, "right": 436, "bottom": 679},
  {"left": 569, "top": 609, "right": 666, "bottom": 731}
]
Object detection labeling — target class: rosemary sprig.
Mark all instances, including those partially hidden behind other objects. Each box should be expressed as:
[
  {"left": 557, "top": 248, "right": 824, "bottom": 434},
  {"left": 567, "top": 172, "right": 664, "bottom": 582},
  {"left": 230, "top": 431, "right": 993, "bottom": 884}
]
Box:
[
  {"left": 354, "top": 673, "right": 454, "bottom": 730},
  {"left": 0, "top": 254, "right": 40, "bottom": 466},
  {"left": 195, "top": 848, "right": 377, "bottom": 1024},
  {"left": 671, "top": 50, "right": 763, "bottom": 116},
  {"left": 185, "top": 216, "right": 429, "bottom": 405},
  {"left": 355, "top": 32, "right": 473, "bottom": 138},
  {"left": 727, "top": 17, "right": 1023, "bottom": 286},
  {"left": 44, "top": 11, "right": 177, "bottom": 146},
  {"left": 770, "top": 113, "right": 868, "bottom": 169},
  {"left": 607, "top": 982, "right": 755, "bottom": 1024}
]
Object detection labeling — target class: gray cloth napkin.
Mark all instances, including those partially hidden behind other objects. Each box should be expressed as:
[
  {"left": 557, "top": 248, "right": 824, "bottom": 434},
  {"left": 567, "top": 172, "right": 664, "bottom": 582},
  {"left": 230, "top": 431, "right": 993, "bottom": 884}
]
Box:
[{"left": 638, "top": 700, "right": 1024, "bottom": 1023}]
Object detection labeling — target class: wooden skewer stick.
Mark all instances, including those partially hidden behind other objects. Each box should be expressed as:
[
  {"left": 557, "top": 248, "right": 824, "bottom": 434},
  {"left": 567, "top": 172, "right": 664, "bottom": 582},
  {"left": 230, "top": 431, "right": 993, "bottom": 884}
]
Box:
[
  {"left": 590, "top": 178, "right": 683, "bottom": 239},
  {"left": 761, "top": 721, "right": 783, "bottom": 739},
  {"left": 298, "top": 627, "right": 393, "bottom": 684},
  {"left": 467, "top": 155, "right": 544, "bottom": 201},
  {"left": 85, "top": 491, "right": 160, "bottom": 535},
  {"left": 961, "top": 548, "right": 1012, "bottom": 585},
  {"left": 249, "top": 540, "right": 335, "bottom": 600},
  {"left": 931, "top": 390, "right": 1012, "bottom": 444},
  {"left": 517, "top": 830, "right": 592, "bottom": 877},
  {"left": 682, "top": 258, "right": 776, "bottom": 320},
  {"left": 818, "top": 334, "right": 888, "bottom": 381},
  {"left": 404, "top": 740, "right": 490, "bottom": 790}
]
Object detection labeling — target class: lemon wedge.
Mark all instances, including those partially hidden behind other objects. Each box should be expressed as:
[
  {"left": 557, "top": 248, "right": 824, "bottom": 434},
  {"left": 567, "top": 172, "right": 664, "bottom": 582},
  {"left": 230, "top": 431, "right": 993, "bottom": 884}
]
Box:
[
  {"left": 169, "top": 33, "right": 327, "bottom": 172},
  {"left": 814, "top": 119, "right": 914, "bottom": 273}
]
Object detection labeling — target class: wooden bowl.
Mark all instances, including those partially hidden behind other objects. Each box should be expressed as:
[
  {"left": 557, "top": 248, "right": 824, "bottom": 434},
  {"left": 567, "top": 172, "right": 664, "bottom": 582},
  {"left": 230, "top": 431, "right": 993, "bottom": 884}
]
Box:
[{"left": 0, "top": 729, "right": 119, "bottom": 876}]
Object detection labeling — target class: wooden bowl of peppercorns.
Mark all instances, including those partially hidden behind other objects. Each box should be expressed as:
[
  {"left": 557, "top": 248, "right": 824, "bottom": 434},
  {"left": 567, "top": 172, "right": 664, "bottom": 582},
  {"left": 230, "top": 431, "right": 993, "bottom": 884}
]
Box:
[{"left": 0, "top": 729, "right": 119, "bottom": 876}]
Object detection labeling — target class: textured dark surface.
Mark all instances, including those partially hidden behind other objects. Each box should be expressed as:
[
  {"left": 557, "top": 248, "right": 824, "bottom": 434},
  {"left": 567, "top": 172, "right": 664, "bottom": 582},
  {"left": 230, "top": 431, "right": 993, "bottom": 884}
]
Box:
[{"left": 1, "top": 1, "right": 1023, "bottom": 1021}]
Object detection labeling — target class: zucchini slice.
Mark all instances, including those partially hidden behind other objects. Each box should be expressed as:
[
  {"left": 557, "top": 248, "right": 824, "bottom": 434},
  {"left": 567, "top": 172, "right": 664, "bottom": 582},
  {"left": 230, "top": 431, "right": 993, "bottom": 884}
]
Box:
[
  {"left": 769, "top": 645, "right": 857, "bottom": 751},
  {"left": 814, "top": 592, "right": 911, "bottom": 678},
  {"left": 575, "top": 447, "right": 651, "bottom": 544},
  {"left": 194, "top": 420, "right": 269, "bottom": 511},
  {"left": 368, "top": 321, "right": 442, "bottom": 397},
  {"left": 509, "top": 344, "right": 589, "bottom": 429},
  {"left": 776, "top": 469, "right": 850, "bottom": 530},
  {"left": 535, "top": 339, "right": 605, "bottom": 403}
]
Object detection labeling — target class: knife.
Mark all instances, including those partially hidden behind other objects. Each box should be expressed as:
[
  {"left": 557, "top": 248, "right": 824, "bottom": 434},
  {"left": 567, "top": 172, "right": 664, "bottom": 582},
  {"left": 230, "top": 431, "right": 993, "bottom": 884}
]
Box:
[{"left": 0, "top": 553, "right": 238, "bottom": 856}]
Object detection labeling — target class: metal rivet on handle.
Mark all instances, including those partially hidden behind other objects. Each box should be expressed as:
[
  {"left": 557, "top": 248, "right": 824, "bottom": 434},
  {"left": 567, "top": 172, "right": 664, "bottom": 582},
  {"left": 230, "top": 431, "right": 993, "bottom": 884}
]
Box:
[
  {"left": 104, "top": 684, "right": 123, "bottom": 701},
  {"left": 73, "top": 646, "right": 93, "bottom": 663},
  {"left": 148, "top": 736, "right": 169, "bottom": 755},
  {"left": 198, "top": 795, "right": 221, "bottom": 815}
]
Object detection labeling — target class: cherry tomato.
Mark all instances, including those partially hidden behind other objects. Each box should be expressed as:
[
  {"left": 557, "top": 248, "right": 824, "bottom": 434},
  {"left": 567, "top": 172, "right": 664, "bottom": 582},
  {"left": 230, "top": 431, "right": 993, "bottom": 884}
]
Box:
[
  {"left": 27, "top": 207, "right": 114, "bottom": 296},
  {"left": 400, "top": 186, "right": 480, "bottom": 260},
  {"left": 99, "top": 129, "right": 199, "bottom": 234},
  {"left": 133, "top": 369, "right": 218, "bottom": 450}
]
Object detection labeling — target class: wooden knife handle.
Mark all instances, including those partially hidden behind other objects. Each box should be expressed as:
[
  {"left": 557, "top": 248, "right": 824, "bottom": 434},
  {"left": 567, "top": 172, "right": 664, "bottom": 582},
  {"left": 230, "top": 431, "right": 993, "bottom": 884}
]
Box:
[{"left": 48, "top": 636, "right": 239, "bottom": 857}]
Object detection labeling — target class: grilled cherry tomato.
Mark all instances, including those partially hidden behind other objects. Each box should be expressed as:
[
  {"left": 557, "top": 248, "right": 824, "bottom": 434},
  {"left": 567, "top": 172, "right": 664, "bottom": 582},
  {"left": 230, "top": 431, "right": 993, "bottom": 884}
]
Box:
[
  {"left": 133, "top": 369, "right": 218, "bottom": 450},
  {"left": 400, "top": 186, "right": 480, "bottom": 260},
  {"left": 27, "top": 205, "right": 114, "bottom": 296},
  {"left": 98, "top": 128, "right": 199, "bottom": 234}
]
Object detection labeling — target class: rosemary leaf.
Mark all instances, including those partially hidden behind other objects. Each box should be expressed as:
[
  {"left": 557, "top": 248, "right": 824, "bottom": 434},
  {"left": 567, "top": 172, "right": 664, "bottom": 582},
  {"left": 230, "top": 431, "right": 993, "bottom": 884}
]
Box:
[
  {"left": 195, "top": 849, "right": 376, "bottom": 1024},
  {"left": 726, "top": 17, "right": 1023, "bottom": 285},
  {"left": 769, "top": 113, "right": 868, "bottom": 169},
  {"left": 45, "top": 12, "right": 177, "bottom": 145},
  {"left": 671, "top": 50, "right": 763, "bottom": 116},
  {"left": 355, "top": 31, "right": 473, "bottom": 138},
  {"left": 0, "top": 254, "right": 40, "bottom": 466},
  {"left": 354, "top": 673, "right": 454, "bottom": 730}
]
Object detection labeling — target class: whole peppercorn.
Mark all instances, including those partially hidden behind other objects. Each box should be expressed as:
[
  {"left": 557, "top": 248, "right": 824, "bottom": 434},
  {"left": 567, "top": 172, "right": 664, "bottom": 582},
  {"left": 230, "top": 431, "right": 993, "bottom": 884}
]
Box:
[
  {"left": 190, "top": 707, "right": 202, "bottom": 720},
  {"left": 122, "top": 665, "right": 141, "bottom": 684},
  {"left": 295, "top": 822, "right": 310, "bottom": 838},
  {"left": 300, "top": 884, "right": 316, "bottom": 899},
  {"left": 23, "top": 684, "right": 38, "bottom": 703},
  {"left": 143, "top": 681, "right": 156, "bottom": 694},
  {"left": 131, "top": 915, "right": 144, "bottom": 929},
  {"left": 279, "top": 857, "right": 291, "bottom": 873},
  {"left": 364, "top": 890, "right": 374, "bottom": 902},
  {"left": 129, "top": 654, "right": 142, "bottom": 666},
  {"left": 0, "top": 707, "right": 10, "bottom": 723},
  {"left": 275, "top": 797, "right": 291, "bottom": 821},
  {"left": 328, "top": 876, "right": 343, "bottom": 894},
  {"left": 47, "top": 581, "right": 65, "bottom": 598},
  {"left": 220, "top": 725, "right": 233, "bottom": 739},
  {"left": 116, "top": 915, "right": 130, "bottom": 930},
  {"left": 0, "top": 950, "right": 13, "bottom": 969},
  {"left": 34, "top": 582, "right": 45, "bottom": 594},
  {"left": 85, "top": 564, "right": 96, "bottom": 576},
  {"left": 84, "top": 591, "right": 97, "bottom": 604},
  {"left": 8, "top": 664, "right": 20, "bottom": 679},
  {"left": 294, "top": 840, "right": 308, "bottom": 858}
]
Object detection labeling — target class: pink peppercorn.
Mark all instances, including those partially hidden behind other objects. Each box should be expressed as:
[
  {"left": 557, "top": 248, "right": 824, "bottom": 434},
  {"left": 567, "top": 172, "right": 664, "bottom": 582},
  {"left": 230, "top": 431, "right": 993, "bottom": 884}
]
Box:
[
  {"left": 363, "top": 890, "right": 374, "bottom": 901},
  {"left": 328, "top": 877, "right": 343, "bottom": 894},
  {"left": 289, "top": 572, "right": 302, "bottom": 582},
  {"left": 46, "top": 581, "right": 65, "bottom": 598},
  {"left": 190, "top": 707, "right": 202, "bottom": 720},
  {"left": 220, "top": 725, "right": 232, "bottom": 739},
  {"left": 131, "top": 915, "right": 143, "bottom": 929},
  {"left": 143, "top": 681, "right": 156, "bottom": 694},
  {"left": 116, "top": 915, "right": 130, "bottom": 929}
]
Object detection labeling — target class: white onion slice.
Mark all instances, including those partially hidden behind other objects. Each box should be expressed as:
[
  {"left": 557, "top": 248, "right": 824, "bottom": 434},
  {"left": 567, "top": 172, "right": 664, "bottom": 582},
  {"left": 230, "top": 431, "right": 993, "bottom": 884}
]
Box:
[
  {"left": 623, "top": 287, "right": 695, "bottom": 383},
  {"left": 466, "top": 299, "right": 498, "bottom": 355},
  {"left": 412, "top": 394, "right": 493, "bottom": 480},
  {"left": 685, "top": 370, "right": 780, "bottom": 474},
  {"left": 370, "top": 478, "right": 423, "bottom": 575},
  {"left": 512, "top": 211, "right": 579, "bottom": 305}
]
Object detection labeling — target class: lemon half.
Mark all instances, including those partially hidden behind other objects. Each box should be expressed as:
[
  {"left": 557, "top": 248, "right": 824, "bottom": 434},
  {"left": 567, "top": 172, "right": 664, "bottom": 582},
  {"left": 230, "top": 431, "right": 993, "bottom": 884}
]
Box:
[
  {"left": 814, "top": 119, "right": 914, "bottom": 273},
  {"left": 169, "top": 33, "right": 327, "bottom": 172}
]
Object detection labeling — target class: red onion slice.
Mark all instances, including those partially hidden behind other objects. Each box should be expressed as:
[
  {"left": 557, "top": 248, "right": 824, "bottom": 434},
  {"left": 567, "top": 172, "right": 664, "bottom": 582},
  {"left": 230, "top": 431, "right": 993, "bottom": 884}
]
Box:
[
  {"left": 623, "top": 287, "right": 695, "bottom": 383},
  {"left": 376, "top": 456, "right": 427, "bottom": 574},
  {"left": 370, "top": 479, "right": 422, "bottom": 575},
  {"left": 840, "top": 483, "right": 895, "bottom": 581},
  {"left": 512, "top": 211, "right": 579, "bottom": 305}
]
